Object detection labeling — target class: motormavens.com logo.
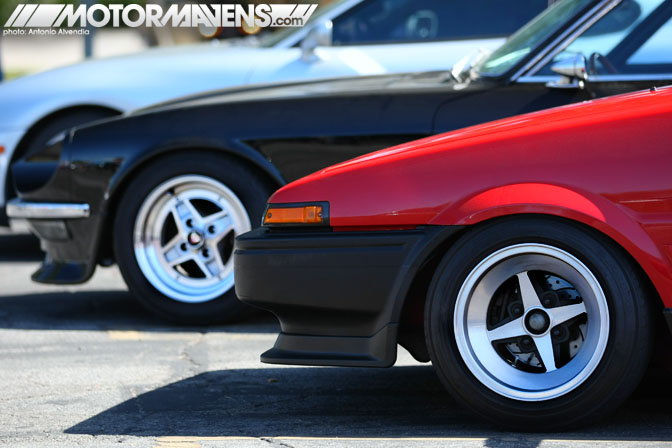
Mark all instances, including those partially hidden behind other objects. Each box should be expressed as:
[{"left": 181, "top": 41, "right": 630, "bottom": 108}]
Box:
[{"left": 4, "top": 3, "right": 317, "bottom": 36}]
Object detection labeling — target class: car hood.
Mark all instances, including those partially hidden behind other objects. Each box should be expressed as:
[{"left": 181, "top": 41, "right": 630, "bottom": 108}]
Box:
[
  {"left": 269, "top": 86, "right": 671, "bottom": 226},
  {"left": 0, "top": 41, "right": 285, "bottom": 129},
  {"left": 133, "top": 69, "right": 457, "bottom": 115},
  {"left": 290, "top": 86, "right": 669, "bottom": 184}
]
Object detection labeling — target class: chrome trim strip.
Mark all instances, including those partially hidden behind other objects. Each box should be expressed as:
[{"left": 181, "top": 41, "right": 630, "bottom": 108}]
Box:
[
  {"left": 517, "top": 76, "right": 558, "bottom": 83},
  {"left": 6, "top": 199, "right": 90, "bottom": 219},
  {"left": 517, "top": 74, "right": 672, "bottom": 83},
  {"left": 512, "top": 0, "right": 620, "bottom": 81},
  {"left": 589, "top": 74, "right": 672, "bottom": 81}
]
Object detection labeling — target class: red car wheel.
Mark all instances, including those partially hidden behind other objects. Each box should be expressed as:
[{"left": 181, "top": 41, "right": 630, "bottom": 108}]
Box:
[{"left": 425, "top": 217, "right": 654, "bottom": 431}]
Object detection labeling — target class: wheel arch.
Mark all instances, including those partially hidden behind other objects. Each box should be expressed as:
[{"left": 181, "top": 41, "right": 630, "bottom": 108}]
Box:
[
  {"left": 432, "top": 183, "right": 672, "bottom": 308},
  {"left": 12, "top": 104, "right": 122, "bottom": 162},
  {"left": 97, "top": 144, "right": 284, "bottom": 264},
  {"left": 6, "top": 104, "right": 122, "bottom": 203}
]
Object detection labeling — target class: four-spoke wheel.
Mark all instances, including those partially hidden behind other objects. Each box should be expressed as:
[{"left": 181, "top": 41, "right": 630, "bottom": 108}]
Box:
[
  {"left": 114, "top": 152, "right": 272, "bottom": 324},
  {"left": 133, "top": 175, "right": 249, "bottom": 304},
  {"left": 453, "top": 244, "right": 609, "bottom": 401},
  {"left": 425, "top": 218, "right": 653, "bottom": 430}
]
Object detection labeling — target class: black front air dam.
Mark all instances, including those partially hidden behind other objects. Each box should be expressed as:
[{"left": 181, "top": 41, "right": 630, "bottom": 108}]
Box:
[
  {"left": 26, "top": 214, "right": 104, "bottom": 284},
  {"left": 234, "top": 225, "right": 463, "bottom": 367}
]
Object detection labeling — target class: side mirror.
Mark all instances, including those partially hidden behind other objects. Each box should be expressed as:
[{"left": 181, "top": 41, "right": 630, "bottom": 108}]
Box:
[
  {"left": 546, "top": 53, "right": 588, "bottom": 89},
  {"left": 301, "top": 20, "right": 333, "bottom": 62}
]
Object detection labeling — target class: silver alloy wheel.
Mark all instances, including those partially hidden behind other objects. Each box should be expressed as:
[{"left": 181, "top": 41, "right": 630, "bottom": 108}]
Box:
[
  {"left": 454, "top": 243, "right": 609, "bottom": 401},
  {"left": 133, "top": 175, "right": 251, "bottom": 304}
]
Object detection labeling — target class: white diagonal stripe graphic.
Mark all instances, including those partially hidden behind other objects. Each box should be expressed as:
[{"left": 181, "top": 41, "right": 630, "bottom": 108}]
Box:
[
  {"left": 4, "top": 4, "right": 25, "bottom": 27},
  {"left": 4, "top": 3, "right": 319, "bottom": 28},
  {"left": 25, "top": 4, "right": 65, "bottom": 27},
  {"left": 302, "top": 4, "right": 318, "bottom": 18},
  {"left": 267, "top": 4, "right": 316, "bottom": 26},
  {"left": 11, "top": 3, "right": 38, "bottom": 27}
]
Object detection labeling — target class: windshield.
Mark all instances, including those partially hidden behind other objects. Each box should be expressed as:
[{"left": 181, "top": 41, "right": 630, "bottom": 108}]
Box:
[
  {"left": 536, "top": 0, "right": 670, "bottom": 75},
  {"left": 477, "top": 0, "right": 596, "bottom": 76},
  {"left": 258, "top": 0, "right": 351, "bottom": 47}
]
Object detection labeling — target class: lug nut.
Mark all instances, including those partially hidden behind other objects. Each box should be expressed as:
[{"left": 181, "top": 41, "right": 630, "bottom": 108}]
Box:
[
  {"left": 186, "top": 219, "right": 193, "bottom": 228},
  {"left": 202, "top": 249, "right": 210, "bottom": 258},
  {"left": 551, "top": 326, "right": 569, "bottom": 343},
  {"left": 508, "top": 302, "right": 524, "bottom": 317},
  {"left": 208, "top": 225, "right": 216, "bottom": 234},
  {"left": 542, "top": 291, "right": 558, "bottom": 308},
  {"left": 180, "top": 243, "right": 188, "bottom": 251}
]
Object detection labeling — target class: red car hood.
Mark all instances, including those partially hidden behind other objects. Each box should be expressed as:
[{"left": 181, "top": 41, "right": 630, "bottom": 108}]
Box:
[
  {"left": 270, "top": 85, "right": 672, "bottom": 227},
  {"left": 273, "top": 85, "right": 670, "bottom": 194}
]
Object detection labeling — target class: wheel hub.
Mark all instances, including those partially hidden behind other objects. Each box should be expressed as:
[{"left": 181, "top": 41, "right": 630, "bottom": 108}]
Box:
[
  {"left": 525, "top": 308, "right": 551, "bottom": 335},
  {"left": 187, "top": 230, "right": 204, "bottom": 248}
]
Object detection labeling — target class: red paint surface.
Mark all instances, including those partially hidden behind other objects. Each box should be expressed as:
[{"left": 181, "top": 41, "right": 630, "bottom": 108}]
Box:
[{"left": 270, "top": 87, "right": 672, "bottom": 307}]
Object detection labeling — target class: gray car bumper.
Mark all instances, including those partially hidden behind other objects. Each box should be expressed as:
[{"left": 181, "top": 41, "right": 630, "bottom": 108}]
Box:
[{"left": 6, "top": 198, "right": 90, "bottom": 219}]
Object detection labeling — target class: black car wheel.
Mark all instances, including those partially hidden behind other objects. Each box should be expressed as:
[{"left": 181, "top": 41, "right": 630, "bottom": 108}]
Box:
[
  {"left": 425, "top": 218, "right": 654, "bottom": 430},
  {"left": 113, "top": 151, "right": 273, "bottom": 324}
]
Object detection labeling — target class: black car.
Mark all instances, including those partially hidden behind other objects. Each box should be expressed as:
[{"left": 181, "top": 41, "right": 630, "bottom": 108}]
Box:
[{"left": 9, "top": 0, "right": 672, "bottom": 324}]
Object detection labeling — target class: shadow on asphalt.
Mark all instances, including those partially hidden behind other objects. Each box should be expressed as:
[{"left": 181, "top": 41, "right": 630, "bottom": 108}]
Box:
[
  {"left": 0, "top": 233, "right": 42, "bottom": 261},
  {"left": 0, "top": 290, "right": 280, "bottom": 333},
  {"left": 0, "top": 232, "right": 278, "bottom": 332},
  {"left": 65, "top": 365, "right": 672, "bottom": 442}
]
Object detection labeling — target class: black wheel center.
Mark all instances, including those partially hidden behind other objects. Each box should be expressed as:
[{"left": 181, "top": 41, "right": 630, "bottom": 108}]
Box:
[{"left": 525, "top": 309, "right": 550, "bottom": 335}]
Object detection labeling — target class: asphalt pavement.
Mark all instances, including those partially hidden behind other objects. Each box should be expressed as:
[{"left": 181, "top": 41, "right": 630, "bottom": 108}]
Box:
[{"left": 1, "top": 229, "right": 671, "bottom": 448}]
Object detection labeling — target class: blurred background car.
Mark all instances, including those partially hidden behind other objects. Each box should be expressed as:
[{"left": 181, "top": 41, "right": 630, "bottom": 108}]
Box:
[
  {"left": 0, "top": 0, "right": 550, "bottom": 225},
  {"left": 8, "top": 0, "right": 672, "bottom": 324}
]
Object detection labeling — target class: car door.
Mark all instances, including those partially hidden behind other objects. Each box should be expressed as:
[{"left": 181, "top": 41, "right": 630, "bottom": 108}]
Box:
[
  {"left": 434, "top": 0, "right": 672, "bottom": 133},
  {"left": 247, "top": 0, "right": 550, "bottom": 83}
]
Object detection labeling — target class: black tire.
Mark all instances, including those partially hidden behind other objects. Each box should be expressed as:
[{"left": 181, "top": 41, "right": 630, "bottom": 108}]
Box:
[
  {"left": 113, "top": 151, "right": 274, "bottom": 325},
  {"left": 424, "top": 217, "right": 654, "bottom": 431}
]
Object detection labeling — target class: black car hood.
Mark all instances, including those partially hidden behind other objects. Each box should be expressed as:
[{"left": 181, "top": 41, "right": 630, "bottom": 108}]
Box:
[{"left": 132, "top": 71, "right": 465, "bottom": 115}]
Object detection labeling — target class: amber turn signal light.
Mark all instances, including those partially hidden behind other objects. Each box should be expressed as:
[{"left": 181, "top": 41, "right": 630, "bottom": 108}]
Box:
[{"left": 264, "top": 205, "right": 325, "bottom": 226}]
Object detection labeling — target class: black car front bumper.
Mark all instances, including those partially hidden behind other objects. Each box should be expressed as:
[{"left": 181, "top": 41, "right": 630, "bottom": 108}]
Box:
[
  {"left": 6, "top": 198, "right": 100, "bottom": 283},
  {"left": 234, "top": 225, "right": 463, "bottom": 367}
]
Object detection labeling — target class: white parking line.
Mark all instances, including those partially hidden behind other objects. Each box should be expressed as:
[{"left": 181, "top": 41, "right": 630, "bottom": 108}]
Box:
[{"left": 154, "top": 436, "right": 672, "bottom": 446}]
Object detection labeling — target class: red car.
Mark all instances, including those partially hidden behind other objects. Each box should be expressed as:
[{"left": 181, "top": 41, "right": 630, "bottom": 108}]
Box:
[{"left": 234, "top": 86, "right": 672, "bottom": 430}]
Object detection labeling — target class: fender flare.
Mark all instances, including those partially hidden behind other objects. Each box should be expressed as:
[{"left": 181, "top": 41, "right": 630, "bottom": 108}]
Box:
[
  {"left": 428, "top": 183, "right": 672, "bottom": 307},
  {"left": 106, "top": 139, "right": 285, "bottom": 205},
  {"left": 94, "top": 140, "right": 285, "bottom": 264}
]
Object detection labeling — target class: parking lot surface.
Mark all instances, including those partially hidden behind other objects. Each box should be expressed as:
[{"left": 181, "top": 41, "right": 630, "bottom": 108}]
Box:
[{"left": 1, "top": 230, "right": 671, "bottom": 448}]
